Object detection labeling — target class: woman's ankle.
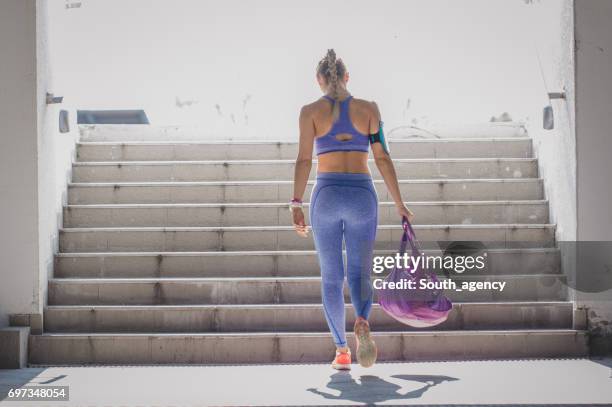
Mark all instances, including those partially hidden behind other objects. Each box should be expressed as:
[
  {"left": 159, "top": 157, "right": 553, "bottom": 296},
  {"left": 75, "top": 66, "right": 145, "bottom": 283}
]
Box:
[{"left": 336, "top": 346, "right": 350, "bottom": 353}]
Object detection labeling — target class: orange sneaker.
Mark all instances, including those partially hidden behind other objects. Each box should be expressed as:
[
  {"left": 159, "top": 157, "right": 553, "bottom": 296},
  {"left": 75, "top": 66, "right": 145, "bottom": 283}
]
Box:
[
  {"left": 354, "top": 317, "right": 377, "bottom": 368},
  {"left": 331, "top": 349, "right": 352, "bottom": 370}
]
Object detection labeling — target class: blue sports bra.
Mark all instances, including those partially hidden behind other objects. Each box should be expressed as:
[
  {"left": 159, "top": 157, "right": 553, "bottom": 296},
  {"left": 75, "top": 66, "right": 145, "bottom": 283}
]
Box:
[{"left": 314, "top": 95, "right": 370, "bottom": 155}]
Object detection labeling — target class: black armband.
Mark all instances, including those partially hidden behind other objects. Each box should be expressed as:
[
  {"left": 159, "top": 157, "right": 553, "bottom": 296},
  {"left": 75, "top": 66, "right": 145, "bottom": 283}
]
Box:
[{"left": 368, "top": 120, "right": 390, "bottom": 155}]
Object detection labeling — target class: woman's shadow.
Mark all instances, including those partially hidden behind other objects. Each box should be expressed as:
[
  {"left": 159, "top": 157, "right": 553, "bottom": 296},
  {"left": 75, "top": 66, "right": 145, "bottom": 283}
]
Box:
[{"left": 307, "top": 371, "right": 458, "bottom": 405}]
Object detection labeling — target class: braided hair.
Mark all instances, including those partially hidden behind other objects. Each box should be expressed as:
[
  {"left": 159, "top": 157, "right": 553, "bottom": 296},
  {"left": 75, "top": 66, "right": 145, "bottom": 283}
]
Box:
[{"left": 317, "top": 49, "right": 347, "bottom": 122}]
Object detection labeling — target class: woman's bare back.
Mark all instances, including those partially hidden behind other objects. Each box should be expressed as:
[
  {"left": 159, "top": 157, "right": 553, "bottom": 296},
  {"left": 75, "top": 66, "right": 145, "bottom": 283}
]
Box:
[{"left": 308, "top": 96, "right": 376, "bottom": 173}]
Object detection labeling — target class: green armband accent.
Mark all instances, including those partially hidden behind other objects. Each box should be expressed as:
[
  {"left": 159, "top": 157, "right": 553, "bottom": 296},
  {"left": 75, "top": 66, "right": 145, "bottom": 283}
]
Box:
[{"left": 368, "top": 121, "right": 390, "bottom": 155}]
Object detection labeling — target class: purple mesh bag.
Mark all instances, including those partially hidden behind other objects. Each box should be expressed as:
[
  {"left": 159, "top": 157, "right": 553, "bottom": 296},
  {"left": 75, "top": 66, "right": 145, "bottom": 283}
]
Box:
[{"left": 377, "top": 217, "right": 453, "bottom": 327}]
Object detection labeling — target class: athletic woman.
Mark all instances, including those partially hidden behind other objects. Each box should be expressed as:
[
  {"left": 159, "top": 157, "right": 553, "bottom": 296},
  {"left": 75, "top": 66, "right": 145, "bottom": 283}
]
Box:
[{"left": 290, "top": 49, "right": 415, "bottom": 370}]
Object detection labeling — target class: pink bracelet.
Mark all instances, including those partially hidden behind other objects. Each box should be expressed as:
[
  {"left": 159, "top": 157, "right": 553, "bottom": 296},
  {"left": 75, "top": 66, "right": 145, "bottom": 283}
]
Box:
[{"left": 289, "top": 198, "right": 303, "bottom": 211}]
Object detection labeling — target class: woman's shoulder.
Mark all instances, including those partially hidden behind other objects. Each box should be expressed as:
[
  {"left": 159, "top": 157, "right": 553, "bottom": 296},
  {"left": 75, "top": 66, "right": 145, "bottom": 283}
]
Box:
[
  {"left": 352, "top": 97, "right": 379, "bottom": 109},
  {"left": 298, "top": 100, "right": 320, "bottom": 120},
  {"left": 350, "top": 97, "right": 380, "bottom": 119},
  {"left": 300, "top": 97, "right": 328, "bottom": 113}
]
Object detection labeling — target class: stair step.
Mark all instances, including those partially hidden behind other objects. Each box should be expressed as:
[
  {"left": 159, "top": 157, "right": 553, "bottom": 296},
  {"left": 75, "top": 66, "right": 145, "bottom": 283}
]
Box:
[
  {"left": 43, "top": 302, "right": 573, "bottom": 333},
  {"left": 71, "top": 158, "right": 538, "bottom": 182},
  {"left": 78, "top": 123, "right": 528, "bottom": 142},
  {"left": 47, "top": 274, "right": 567, "bottom": 305},
  {"left": 63, "top": 200, "right": 549, "bottom": 227},
  {"left": 34, "top": 129, "right": 587, "bottom": 365},
  {"left": 67, "top": 178, "right": 545, "bottom": 204},
  {"left": 58, "top": 224, "right": 556, "bottom": 252},
  {"left": 28, "top": 329, "right": 589, "bottom": 365},
  {"left": 54, "top": 248, "right": 561, "bottom": 278},
  {"left": 75, "top": 138, "right": 532, "bottom": 161}
]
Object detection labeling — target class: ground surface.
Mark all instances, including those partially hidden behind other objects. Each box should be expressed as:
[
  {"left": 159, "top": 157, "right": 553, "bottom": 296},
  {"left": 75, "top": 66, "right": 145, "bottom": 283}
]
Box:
[{"left": 1, "top": 358, "right": 611, "bottom": 406}]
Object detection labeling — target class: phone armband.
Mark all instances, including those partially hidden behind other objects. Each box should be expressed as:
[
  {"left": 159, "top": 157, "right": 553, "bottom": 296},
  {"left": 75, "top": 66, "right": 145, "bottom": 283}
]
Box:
[{"left": 368, "top": 120, "right": 390, "bottom": 155}]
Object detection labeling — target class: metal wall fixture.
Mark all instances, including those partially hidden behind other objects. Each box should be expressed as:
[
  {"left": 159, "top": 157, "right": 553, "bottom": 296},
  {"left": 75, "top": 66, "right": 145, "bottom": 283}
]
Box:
[
  {"left": 543, "top": 89, "right": 567, "bottom": 130},
  {"left": 46, "top": 92, "right": 63, "bottom": 105},
  {"left": 59, "top": 110, "right": 70, "bottom": 133}
]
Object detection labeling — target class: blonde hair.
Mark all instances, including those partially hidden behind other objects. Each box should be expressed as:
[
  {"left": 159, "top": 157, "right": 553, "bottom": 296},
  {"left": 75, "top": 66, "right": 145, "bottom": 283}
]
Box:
[{"left": 317, "top": 49, "right": 347, "bottom": 122}]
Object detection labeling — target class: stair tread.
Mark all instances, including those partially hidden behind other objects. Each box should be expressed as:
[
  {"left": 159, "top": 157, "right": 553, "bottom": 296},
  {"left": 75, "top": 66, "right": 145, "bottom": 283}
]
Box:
[
  {"left": 44, "top": 301, "right": 572, "bottom": 309},
  {"left": 59, "top": 223, "right": 556, "bottom": 232},
  {"left": 55, "top": 247, "right": 560, "bottom": 256},
  {"left": 73, "top": 157, "right": 537, "bottom": 165},
  {"left": 34, "top": 329, "right": 587, "bottom": 337},
  {"left": 49, "top": 273, "right": 564, "bottom": 282},
  {"left": 65, "top": 200, "right": 548, "bottom": 208},
  {"left": 68, "top": 178, "right": 544, "bottom": 186},
  {"left": 77, "top": 137, "right": 532, "bottom": 146}
]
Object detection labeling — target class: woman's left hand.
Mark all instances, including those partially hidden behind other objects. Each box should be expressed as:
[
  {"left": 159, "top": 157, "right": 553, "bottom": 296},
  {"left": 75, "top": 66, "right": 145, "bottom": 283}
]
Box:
[{"left": 397, "top": 203, "right": 415, "bottom": 223}]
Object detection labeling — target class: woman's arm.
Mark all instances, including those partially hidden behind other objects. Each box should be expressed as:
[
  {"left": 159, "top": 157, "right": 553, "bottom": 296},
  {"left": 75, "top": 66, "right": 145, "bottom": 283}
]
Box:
[
  {"left": 291, "top": 105, "right": 315, "bottom": 237},
  {"left": 369, "top": 101, "right": 415, "bottom": 222}
]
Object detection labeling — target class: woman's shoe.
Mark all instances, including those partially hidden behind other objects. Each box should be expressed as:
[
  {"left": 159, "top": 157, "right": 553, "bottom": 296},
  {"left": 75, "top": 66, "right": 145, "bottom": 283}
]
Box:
[
  {"left": 354, "top": 317, "right": 377, "bottom": 368},
  {"left": 331, "top": 349, "right": 352, "bottom": 370}
]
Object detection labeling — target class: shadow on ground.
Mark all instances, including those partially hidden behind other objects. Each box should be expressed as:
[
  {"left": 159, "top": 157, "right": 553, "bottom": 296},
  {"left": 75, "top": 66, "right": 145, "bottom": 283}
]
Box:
[
  {"left": 307, "top": 371, "right": 458, "bottom": 405},
  {"left": 590, "top": 357, "right": 612, "bottom": 377},
  {"left": 0, "top": 368, "right": 67, "bottom": 401}
]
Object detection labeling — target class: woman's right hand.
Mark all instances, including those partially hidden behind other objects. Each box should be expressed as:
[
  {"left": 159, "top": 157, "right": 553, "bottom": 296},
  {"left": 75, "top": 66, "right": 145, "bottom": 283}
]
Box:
[
  {"left": 292, "top": 208, "right": 310, "bottom": 237},
  {"left": 397, "top": 203, "right": 415, "bottom": 223}
]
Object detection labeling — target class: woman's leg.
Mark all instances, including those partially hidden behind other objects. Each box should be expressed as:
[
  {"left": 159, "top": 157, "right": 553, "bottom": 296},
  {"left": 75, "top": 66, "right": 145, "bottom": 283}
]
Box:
[
  {"left": 343, "top": 186, "right": 378, "bottom": 319},
  {"left": 342, "top": 183, "right": 378, "bottom": 367},
  {"left": 310, "top": 184, "right": 348, "bottom": 348}
]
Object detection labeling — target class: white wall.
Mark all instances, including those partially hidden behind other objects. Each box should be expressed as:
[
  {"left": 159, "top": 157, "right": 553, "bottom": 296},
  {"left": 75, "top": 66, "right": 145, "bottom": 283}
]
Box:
[
  {"left": 36, "top": 0, "right": 81, "bottom": 324},
  {"left": 574, "top": 0, "right": 612, "bottom": 354},
  {"left": 575, "top": 0, "right": 612, "bottom": 241},
  {"left": 523, "top": 0, "right": 612, "bottom": 355},
  {"left": 0, "top": 0, "right": 79, "bottom": 330},
  {"left": 0, "top": 0, "right": 41, "bottom": 329},
  {"left": 521, "top": 1, "right": 579, "bottom": 320},
  {"left": 49, "top": 0, "right": 553, "bottom": 140},
  {"left": 523, "top": 0, "right": 576, "bottom": 243}
]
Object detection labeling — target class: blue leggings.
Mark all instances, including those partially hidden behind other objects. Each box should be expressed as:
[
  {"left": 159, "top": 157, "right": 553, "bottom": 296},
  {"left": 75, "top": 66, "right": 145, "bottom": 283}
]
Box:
[{"left": 309, "top": 172, "right": 378, "bottom": 347}]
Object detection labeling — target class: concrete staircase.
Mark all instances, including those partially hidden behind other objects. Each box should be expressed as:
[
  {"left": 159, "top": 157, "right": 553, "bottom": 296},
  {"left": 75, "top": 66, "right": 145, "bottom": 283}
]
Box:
[{"left": 29, "top": 130, "right": 589, "bottom": 365}]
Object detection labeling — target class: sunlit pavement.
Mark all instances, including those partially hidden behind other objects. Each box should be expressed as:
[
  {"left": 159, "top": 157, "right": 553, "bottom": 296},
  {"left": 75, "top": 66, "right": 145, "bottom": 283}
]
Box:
[{"left": 1, "top": 358, "right": 611, "bottom": 406}]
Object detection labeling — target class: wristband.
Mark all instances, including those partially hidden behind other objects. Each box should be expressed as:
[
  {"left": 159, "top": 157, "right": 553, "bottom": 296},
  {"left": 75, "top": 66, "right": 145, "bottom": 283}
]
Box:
[{"left": 289, "top": 198, "right": 303, "bottom": 211}]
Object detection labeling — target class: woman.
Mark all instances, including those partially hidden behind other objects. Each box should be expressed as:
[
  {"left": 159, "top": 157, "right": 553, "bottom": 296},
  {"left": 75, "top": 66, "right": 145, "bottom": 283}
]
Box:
[{"left": 290, "top": 49, "right": 414, "bottom": 370}]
